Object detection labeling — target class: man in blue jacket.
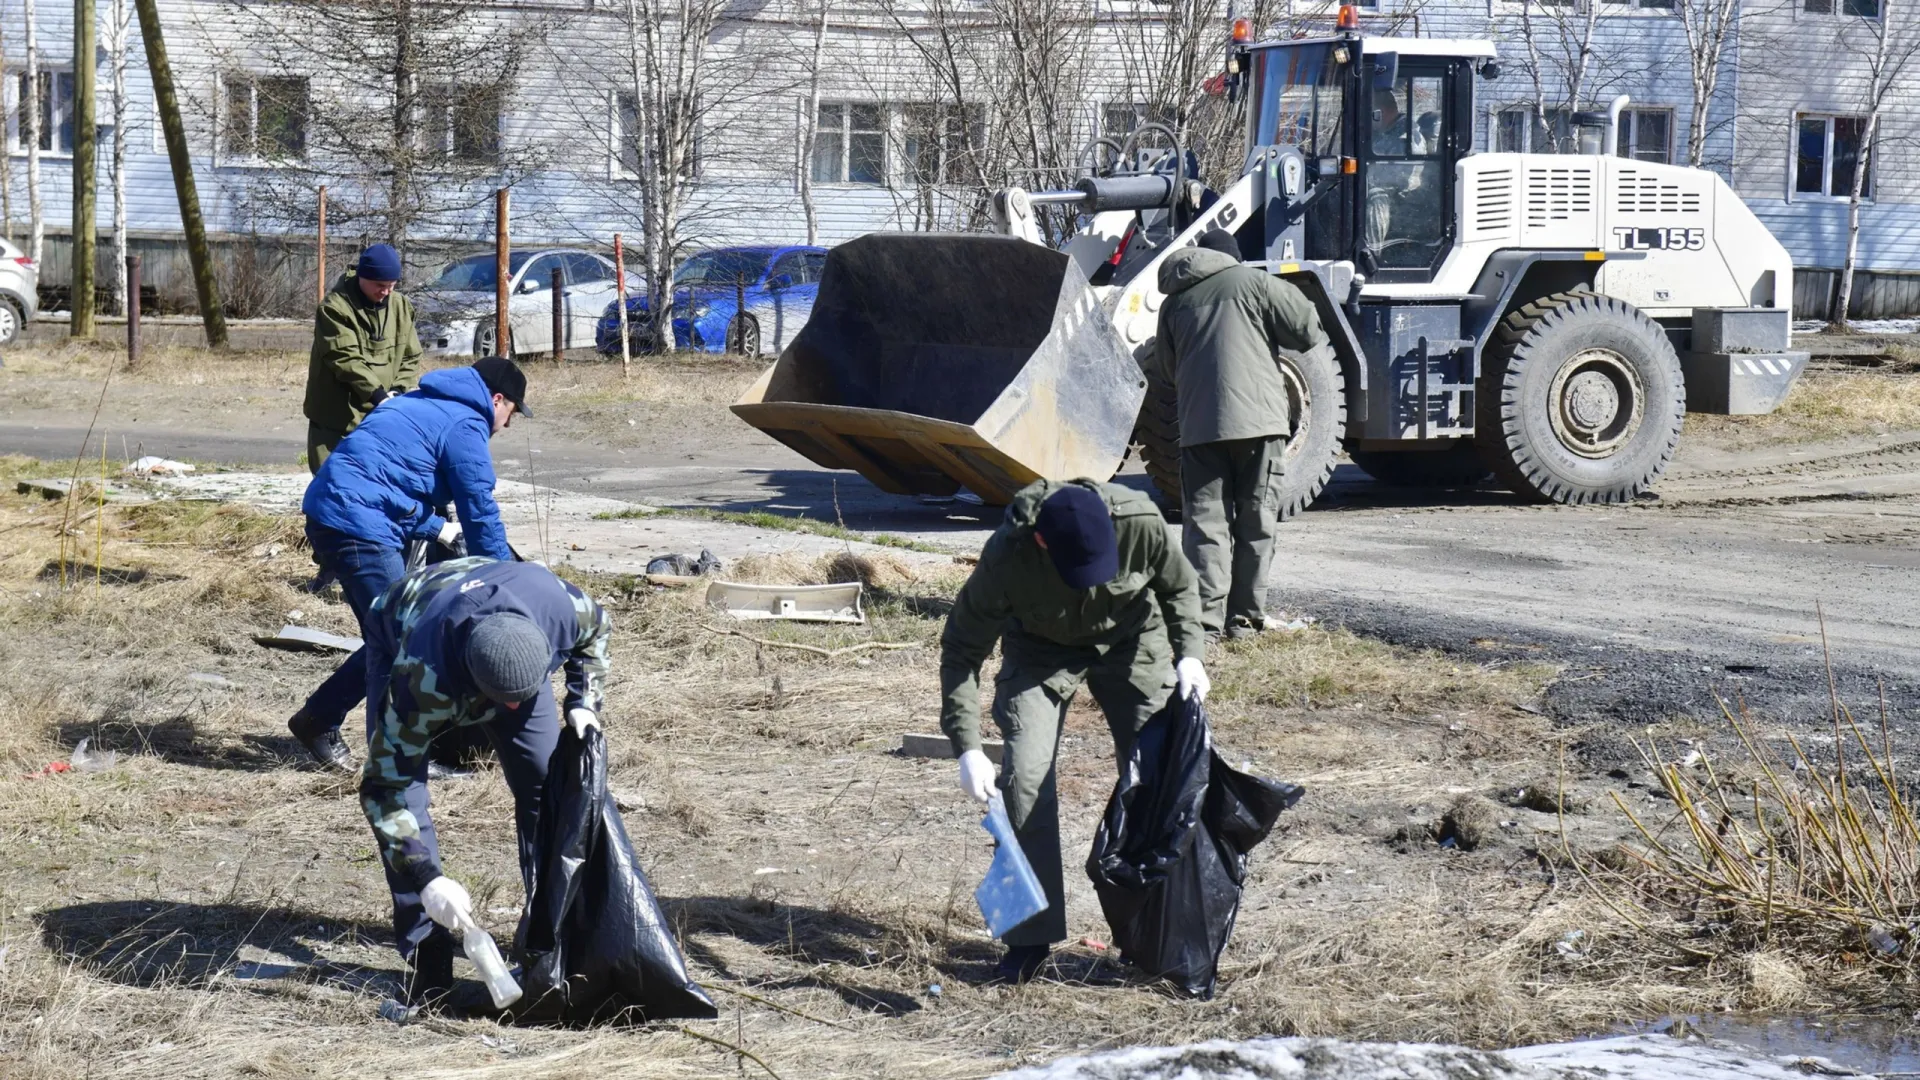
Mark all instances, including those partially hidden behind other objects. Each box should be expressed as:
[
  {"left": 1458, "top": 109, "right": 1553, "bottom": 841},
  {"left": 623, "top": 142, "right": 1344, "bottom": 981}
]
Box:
[{"left": 287, "top": 355, "right": 532, "bottom": 771}]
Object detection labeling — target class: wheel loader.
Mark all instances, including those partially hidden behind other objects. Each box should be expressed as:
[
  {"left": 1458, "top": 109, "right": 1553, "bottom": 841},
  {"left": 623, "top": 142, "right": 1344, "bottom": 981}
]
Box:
[{"left": 734, "top": 9, "right": 1808, "bottom": 513}]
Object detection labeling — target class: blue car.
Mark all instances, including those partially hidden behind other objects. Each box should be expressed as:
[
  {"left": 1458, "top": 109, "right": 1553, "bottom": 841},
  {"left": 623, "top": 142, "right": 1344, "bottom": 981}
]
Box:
[{"left": 596, "top": 245, "right": 828, "bottom": 357}]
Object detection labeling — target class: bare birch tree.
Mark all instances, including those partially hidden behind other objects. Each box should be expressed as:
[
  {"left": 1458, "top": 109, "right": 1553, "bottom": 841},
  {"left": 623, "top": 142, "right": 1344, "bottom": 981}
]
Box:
[
  {"left": 1828, "top": 0, "right": 1920, "bottom": 327},
  {"left": 110, "top": 0, "right": 130, "bottom": 315},
  {"left": 1673, "top": 0, "right": 1740, "bottom": 167},
  {"left": 1502, "top": 0, "right": 1643, "bottom": 151},
  {"left": 25, "top": 0, "right": 42, "bottom": 265},
  {"left": 618, "top": 0, "right": 730, "bottom": 347},
  {"left": 220, "top": 0, "right": 544, "bottom": 257},
  {"left": 799, "top": 0, "right": 830, "bottom": 245},
  {"left": 0, "top": 20, "right": 11, "bottom": 241}
]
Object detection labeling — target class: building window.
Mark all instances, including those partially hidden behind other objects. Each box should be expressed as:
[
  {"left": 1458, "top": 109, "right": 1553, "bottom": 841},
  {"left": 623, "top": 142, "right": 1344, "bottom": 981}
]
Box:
[
  {"left": 221, "top": 75, "right": 308, "bottom": 160},
  {"left": 901, "top": 103, "right": 983, "bottom": 185},
  {"left": 1795, "top": 114, "right": 1872, "bottom": 198},
  {"left": 812, "top": 103, "right": 884, "bottom": 185},
  {"left": 1616, "top": 108, "right": 1672, "bottom": 163},
  {"left": 13, "top": 70, "right": 77, "bottom": 154},
  {"left": 1495, "top": 106, "right": 1571, "bottom": 153},
  {"left": 420, "top": 83, "right": 501, "bottom": 165},
  {"left": 1805, "top": 0, "right": 1879, "bottom": 16},
  {"left": 615, "top": 92, "right": 699, "bottom": 179}
]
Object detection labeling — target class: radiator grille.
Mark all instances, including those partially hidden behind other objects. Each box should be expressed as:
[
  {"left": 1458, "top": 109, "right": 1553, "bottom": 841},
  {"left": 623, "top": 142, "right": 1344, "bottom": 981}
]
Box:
[
  {"left": 1525, "top": 165, "right": 1595, "bottom": 227},
  {"left": 1612, "top": 168, "right": 1704, "bottom": 215},
  {"left": 1468, "top": 167, "right": 1515, "bottom": 240}
]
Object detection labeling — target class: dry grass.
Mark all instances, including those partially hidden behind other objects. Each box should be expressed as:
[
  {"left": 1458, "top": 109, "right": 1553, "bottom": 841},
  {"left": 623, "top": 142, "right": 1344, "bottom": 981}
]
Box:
[
  {"left": 1686, "top": 371, "right": 1920, "bottom": 448},
  {"left": 0, "top": 462, "right": 1773, "bottom": 1079},
  {"left": 1594, "top": 677, "right": 1920, "bottom": 1010}
]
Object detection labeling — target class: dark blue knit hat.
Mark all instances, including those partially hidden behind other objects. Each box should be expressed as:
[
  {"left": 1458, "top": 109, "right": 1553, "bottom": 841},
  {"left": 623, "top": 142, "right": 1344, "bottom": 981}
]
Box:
[
  {"left": 357, "top": 243, "right": 402, "bottom": 282},
  {"left": 1034, "top": 484, "right": 1119, "bottom": 589}
]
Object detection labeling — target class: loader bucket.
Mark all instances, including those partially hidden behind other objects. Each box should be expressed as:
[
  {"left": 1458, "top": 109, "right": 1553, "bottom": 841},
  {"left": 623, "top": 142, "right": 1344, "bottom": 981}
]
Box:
[{"left": 731, "top": 233, "right": 1146, "bottom": 505}]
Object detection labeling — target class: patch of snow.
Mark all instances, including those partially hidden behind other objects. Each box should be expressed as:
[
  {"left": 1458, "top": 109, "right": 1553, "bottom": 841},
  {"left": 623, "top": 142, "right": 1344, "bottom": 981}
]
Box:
[{"left": 991, "top": 1034, "right": 1861, "bottom": 1080}]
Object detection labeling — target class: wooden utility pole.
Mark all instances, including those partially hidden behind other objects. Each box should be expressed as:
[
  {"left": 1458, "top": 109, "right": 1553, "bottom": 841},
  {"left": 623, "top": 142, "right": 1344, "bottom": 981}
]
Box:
[
  {"left": 316, "top": 185, "right": 328, "bottom": 305},
  {"left": 125, "top": 254, "right": 141, "bottom": 368},
  {"left": 493, "top": 188, "right": 509, "bottom": 357},
  {"left": 26, "top": 0, "right": 43, "bottom": 266},
  {"left": 133, "top": 0, "right": 227, "bottom": 347},
  {"left": 71, "top": 0, "right": 97, "bottom": 338}
]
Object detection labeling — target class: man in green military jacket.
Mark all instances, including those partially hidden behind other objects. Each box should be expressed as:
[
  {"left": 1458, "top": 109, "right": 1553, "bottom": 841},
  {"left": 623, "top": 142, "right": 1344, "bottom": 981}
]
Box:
[
  {"left": 1148, "top": 229, "right": 1331, "bottom": 638},
  {"left": 940, "top": 478, "right": 1210, "bottom": 983},
  {"left": 304, "top": 243, "right": 424, "bottom": 473}
]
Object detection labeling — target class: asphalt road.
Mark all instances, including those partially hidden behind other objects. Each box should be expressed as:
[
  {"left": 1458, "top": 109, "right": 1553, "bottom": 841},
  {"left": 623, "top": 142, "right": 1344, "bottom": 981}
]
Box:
[{"left": 6, "top": 414, "right": 1919, "bottom": 732}]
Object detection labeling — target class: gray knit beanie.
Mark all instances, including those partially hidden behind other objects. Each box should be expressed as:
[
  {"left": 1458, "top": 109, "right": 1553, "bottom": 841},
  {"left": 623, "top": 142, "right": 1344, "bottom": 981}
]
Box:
[{"left": 466, "top": 614, "right": 550, "bottom": 704}]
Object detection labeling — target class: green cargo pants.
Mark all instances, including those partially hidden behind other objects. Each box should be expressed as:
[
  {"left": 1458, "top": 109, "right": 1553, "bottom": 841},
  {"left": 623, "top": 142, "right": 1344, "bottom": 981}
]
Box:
[
  {"left": 307, "top": 422, "right": 346, "bottom": 476},
  {"left": 990, "top": 626, "right": 1175, "bottom": 948},
  {"left": 1180, "top": 434, "right": 1285, "bottom": 636}
]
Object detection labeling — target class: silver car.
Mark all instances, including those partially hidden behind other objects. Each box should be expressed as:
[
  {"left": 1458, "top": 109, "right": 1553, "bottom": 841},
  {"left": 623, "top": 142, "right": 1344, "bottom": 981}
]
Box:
[
  {"left": 412, "top": 248, "right": 640, "bottom": 358},
  {"left": 0, "top": 237, "right": 39, "bottom": 345}
]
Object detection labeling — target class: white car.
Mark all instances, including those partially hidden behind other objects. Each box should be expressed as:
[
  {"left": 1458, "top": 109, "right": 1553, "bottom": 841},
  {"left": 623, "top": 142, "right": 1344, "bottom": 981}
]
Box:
[
  {"left": 0, "top": 237, "right": 39, "bottom": 345},
  {"left": 412, "top": 248, "right": 640, "bottom": 359}
]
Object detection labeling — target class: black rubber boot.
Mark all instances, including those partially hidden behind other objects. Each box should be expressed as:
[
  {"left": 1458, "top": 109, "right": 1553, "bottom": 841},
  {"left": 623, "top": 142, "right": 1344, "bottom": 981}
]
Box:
[
  {"left": 405, "top": 931, "right": 456, "bottom": 1008},
  {"left": 991, "top": 944, "right": 1051, "bottom": 985},
  {"left": 287, "top": 709, "right": 354, "bottom": 774}
]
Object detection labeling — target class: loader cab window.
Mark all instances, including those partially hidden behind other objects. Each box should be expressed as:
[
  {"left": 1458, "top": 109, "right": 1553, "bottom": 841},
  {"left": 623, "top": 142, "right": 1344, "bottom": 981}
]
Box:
[
  {"left": 1249, "top": 42, "right": 1350, "bottom": 264},
  {"left": 1363, "top": 64, "right": 1457, "bottom": 280}
]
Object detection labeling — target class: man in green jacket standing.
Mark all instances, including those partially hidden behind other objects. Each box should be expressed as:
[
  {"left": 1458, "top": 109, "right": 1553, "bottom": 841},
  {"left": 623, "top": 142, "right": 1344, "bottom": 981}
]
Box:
[
  {"left": 304, "top": 244, "right": 424, "bottom": 474},
  {"left": 1148, "top": 230, "right": 1331, "bottom": 639},
  {"left": 941, "top": 479, "right": 1210, "bottom": 983}
]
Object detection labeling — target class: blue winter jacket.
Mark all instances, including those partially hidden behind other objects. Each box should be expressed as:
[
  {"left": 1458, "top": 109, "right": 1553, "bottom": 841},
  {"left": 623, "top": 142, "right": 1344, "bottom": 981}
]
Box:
[{"left": 302, "top": 367, "right": 512, "bottom": 560}]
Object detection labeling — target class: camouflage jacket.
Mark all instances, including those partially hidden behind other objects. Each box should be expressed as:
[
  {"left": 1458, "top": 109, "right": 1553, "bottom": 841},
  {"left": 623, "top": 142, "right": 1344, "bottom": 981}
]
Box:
[{"left": 359, "top": 558, "right": 612, "bottom": 889}]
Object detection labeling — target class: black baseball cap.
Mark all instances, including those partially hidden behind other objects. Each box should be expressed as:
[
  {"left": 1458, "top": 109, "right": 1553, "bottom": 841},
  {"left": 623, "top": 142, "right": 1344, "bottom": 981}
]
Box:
[
  {"left": 473, "top": 355, "right": 533, "bottom": 418},
  {"left": 1034, "top": 484, "right": 1119, "bottom": 589}
]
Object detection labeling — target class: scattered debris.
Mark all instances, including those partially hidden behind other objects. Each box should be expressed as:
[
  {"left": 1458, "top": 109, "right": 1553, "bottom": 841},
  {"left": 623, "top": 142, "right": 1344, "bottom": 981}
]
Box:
[
  {"left": 1505, "top": 779, "right": 1589, "bottom": 816},
  {"left": 125, "top": 456, "right": 196, "bottom": 477},
  {"left": 250, "top": 542, "right": 284, "bottom": 559},
  {"left": 612, "top": 789, "right": 648, "bottom": 813},
  {"left": 15, "top": 477, "right": 144, "bottom": 503},
  {"left": 706, "top": 579, "right": 864, "bottom": 623},
  {"left": 70, "top": 738, "right": 118, "bottom": 772},
  {"left": 901, "top": 732, "right": 1004, "bottom": 763},
  {"left": 255, "top": 624, "right": 363, "bottom": 653},
  {"left": 646, "top": 548, "right": 723, "bottom": 577},
  {"left": 1554, "top": 930, "right": 1589, "bottom": 960},
  {"left": 188, "top": 672, "right": 241, "bottom": 690},
  {"left": 703, "top": 624, "right": 915, "bottom": 659},
  {"left": 25, "top": 761, "right": 72, "bottom": 778},
  {"left": 1080, "top": 937, "right": 1109, "bottom": 951}
]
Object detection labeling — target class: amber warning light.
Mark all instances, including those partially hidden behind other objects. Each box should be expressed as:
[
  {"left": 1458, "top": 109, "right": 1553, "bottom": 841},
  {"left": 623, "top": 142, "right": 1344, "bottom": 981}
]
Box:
[
  {"left": 1231, "top": 16, "right": 1253, "bottom": 42},
  {"left": 1337, "top": 3, "right": 1359, "bottom": 28}
]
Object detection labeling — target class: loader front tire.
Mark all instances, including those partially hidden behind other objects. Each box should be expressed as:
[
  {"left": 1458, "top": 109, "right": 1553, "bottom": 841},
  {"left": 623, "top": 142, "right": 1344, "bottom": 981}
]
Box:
[
  {"left": 1135, "top": 344, "right": 1346, "bottom": 522},
  {"left": 1476, "top": 291, "right": 1684, "bottom": 504}
]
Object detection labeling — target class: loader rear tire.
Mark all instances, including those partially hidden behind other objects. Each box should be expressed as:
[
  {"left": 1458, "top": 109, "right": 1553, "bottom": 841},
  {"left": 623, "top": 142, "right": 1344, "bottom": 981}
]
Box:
[
  {"left": 1350, "top": 442, "right": 1490, "bottom": 488},
  {"left": 1476, "top": 291, "right": 1684, "bottom": 504},
  {"left": 1135, "top": 345, "right": 1346, "bottom": 522}
]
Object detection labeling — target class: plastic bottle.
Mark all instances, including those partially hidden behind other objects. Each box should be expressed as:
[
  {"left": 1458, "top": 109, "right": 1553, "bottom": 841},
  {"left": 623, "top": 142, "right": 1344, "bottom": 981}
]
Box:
[{"left": 459, "top": 923, "right": 524, "bottom": 1008}]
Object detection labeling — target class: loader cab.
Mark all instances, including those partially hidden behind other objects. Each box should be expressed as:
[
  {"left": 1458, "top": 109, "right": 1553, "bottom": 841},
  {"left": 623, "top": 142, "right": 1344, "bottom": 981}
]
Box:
[{"left": 1246, "top": 35, "right": 1490, "bottom": 285}]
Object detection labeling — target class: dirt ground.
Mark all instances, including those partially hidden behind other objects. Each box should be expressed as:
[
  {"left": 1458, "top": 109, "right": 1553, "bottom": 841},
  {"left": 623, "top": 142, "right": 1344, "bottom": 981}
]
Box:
[
  {"left": 3, "top": 337, "right": 1918, "bottom": 1077},
  {"left": 0, "top": 452, "right": 1780, "bottom": 1080}
]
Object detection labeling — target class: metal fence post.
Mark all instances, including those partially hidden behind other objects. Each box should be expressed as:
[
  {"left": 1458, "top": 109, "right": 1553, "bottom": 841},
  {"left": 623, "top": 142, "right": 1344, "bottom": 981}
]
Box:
[
  {"left": 551, "top": 266, "right": 564, "bottom": 363},
  {"left": 125, "top": 254, "right": 141, "bottom": 369}
]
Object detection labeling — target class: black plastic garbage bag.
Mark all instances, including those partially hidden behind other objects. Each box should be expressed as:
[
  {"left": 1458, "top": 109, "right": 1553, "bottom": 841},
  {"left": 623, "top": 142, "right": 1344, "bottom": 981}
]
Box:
[
  {"left": 506, "top": 725, "right": 718, "bottom": 1024},
  {"left": 1086, "top": 693, "right": 1304, "bottom": 998}
]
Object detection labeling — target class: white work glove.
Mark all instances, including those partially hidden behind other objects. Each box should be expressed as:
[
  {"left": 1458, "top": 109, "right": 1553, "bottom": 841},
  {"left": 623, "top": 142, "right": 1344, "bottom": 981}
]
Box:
[
  {"left": 420, "top": 875, "right": 476, "bottom": 934},
  {"left": 567, "top": 707, "right": 601, "bottom": 739},
  {"left": 436, "top": 521, "right": 463, "bottom": 547},
  {"left": 957, "top": 748, "right": 996, "bottom": 804},
  {"left": 1175, "top": 657, "right": 1211, "bottom": 702}
]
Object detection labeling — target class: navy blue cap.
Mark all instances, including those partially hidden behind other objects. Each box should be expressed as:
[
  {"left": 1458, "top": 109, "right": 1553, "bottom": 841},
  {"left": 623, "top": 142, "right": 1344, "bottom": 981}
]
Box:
[
  {"left": 357, "top": 243, "right": 402, "bottom": 283},
  {"left": 1199, "top": 229, "right": 1239, "bottom": 256},
  {"left": 1034, "top": 485, "right": 1119, "bottom": 589}
]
